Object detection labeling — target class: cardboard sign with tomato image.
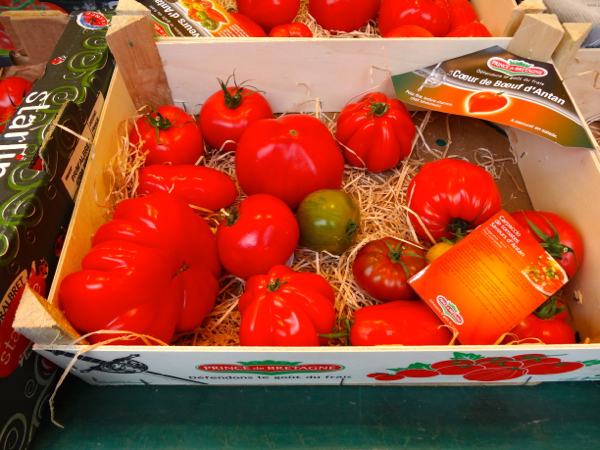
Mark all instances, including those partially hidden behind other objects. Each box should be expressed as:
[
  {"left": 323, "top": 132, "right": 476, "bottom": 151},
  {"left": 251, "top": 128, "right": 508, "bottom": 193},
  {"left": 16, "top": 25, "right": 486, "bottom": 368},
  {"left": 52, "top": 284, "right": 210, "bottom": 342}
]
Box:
[{"left": 392, "top": 46, "right": 594, "bottom": 149}]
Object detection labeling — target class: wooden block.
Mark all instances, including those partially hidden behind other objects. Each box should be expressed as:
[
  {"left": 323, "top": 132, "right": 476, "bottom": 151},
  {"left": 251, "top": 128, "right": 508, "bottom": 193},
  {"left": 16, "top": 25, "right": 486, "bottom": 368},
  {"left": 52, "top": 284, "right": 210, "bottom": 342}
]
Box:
[
  {"left": 0, "top": 13, "right": 24, "bottom": 55},
  {"left": 502, "top": 0, "right": 546, "bottom": 37},
  {"left": 106, "top": 15, "right": 173, "bottom": 109},
  {"left": 553, "top": 23, "right": 593, "bottom": 75},
  {"left": 9, "top": 11, "right": 69, "bottom": 64},
  {"left": 116, "top": 0, "right": 152, "bottom": 16},
  {"left": 507, "top": 14, "right": 565, "bottom": 62},
  {"left": 471, "top": 0, "right": 518, "bottom": 38}
]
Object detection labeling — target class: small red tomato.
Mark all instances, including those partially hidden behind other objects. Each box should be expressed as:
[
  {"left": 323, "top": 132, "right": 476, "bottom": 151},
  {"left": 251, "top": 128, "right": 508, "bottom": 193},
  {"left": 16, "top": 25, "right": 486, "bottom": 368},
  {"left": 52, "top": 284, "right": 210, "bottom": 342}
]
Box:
[
  {"left": 269, "top": 22, "right": 313, "bottom": 37},
  {"left": 236, "top": 0, "right": 300, "bottom": 32},
  {"left": 467, "top": 91, "right": 508, "bottom": 113},
  {"left": 446, "top": 0, "right": 479, "bottom": 30},
  {"left": 336, "top": 92, "right": 416, "bottom": 172},
  {"left": 309, "top": 0, "right": 380, "bottom": 33},
  {"left": 216, "top": 194, "right": 299, "bottom": 279},
  {"left": 398, "top": 369, "right": 439, "bottom": 378},
  {"left": 525, "top": 361, "right": 584, "bottom": 375},
  {"left": 352, "top": 237, "right": 426, "bottom": 302},
  {"left": 384, "top": 25, "right": 434, "bottom": 38},
  {"left": 503, "top": 314, "right": 576, "bottom": 345},
  {"left": 137, "top": 165, "right": 238, "bottom": 212},
  {"left": 511, "top": 211, "right": 583, "bottom": 278},
  {"left": 446, "top": 21, "right": 492, "bottom": 37},
  {"left": 129, "top": 106, "right": 203, "bottom": 166},
  {"left": 379, "top": 0, "right": 450, "bottom": 37},
  {"left": 374, "top": 374, "right": 407, "bottom": 381},
  {"left": 229, "top": 11, "right": 267, "bottom": 37},
  {"left": 0, "top": 76, "right": 33, "bottom": 116},
  {"left": 235, "top": 114, "right": 345, "bottom": 209},
  {"left": 199, "top": 76, "right": 273, "bottom": 152}
]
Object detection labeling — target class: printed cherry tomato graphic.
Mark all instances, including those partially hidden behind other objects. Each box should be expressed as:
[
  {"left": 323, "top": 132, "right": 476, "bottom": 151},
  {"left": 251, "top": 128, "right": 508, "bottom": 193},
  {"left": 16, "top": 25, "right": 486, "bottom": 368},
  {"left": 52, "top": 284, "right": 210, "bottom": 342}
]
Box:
[
  {"left": 205, "top": 8, "right": 227, "bottom": 23},
  {"left": 430, "top": 360, "right": 486, "bottom": 375},
  {"left": 467, "top": 91, "right": 509, "bottom": 114},
  {"left": 374, "top": 374, "right": 406, "bottom": 381},
  {"left": 464, "top": 367, "right": 527, "bottom": 382},
  {"left": 525, "top": 361, "right": 584, "bottom": 375},
  {"left": 397, "top": 369, "right": 440, "bottom": 378},
  {"left": 367, "top": 372, "right": 387, "bottom": 378}
]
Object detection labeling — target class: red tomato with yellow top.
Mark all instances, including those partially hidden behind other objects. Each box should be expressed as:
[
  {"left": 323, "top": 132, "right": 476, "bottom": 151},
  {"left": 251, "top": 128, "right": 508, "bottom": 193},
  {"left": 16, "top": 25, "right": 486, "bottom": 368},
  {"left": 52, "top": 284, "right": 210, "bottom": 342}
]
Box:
[
  {"left": 269, "top": 22, "right": 313, "bottom": 37},
  {"left": 446, "top": 0, "right": 478, "bottom": 30},
  {"left": 350, "top": 301, "right": 451, "bottom": 346},
  {"left": 235, "top": 114, "right": 345, "bottom": 209},
  {"left": 309, "top": 0, "right": 380, "bottom": 33},
  {"left": 129, "top": 106, "right": 204, "bottom": 166},
  {"left": 236, "top": 0, "right": 301, "bottom": 32},
  {"left": 352, "top": 237, "right": 426, "bottom": 302},
  {"left": 511, "top": 211, "right": 583, "bottom": 278},
  {"left": 216, "top": 194, "right": 299, "bottom": 280},
  {"left": 379, "top": 0, "right": 450, "bottom": 37},
  {"left": 407, "top": 159, "right": 502, "bottom": 241},
  {"left": 199, "top": 76, "right": 273, "bottom": 152},
  {"left": 238, "top": 265, "right": 336, "bottom": 346},
  {"left": 336, "top": 92, "right": 416, "bottom": 172}
]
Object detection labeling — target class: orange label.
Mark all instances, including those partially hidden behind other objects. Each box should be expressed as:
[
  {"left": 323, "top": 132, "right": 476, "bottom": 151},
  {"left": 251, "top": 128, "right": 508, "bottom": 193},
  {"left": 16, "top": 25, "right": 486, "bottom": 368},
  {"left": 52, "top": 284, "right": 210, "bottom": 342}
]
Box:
[{"left": 409, "top": 211, "right": 568, "bottom": 345}]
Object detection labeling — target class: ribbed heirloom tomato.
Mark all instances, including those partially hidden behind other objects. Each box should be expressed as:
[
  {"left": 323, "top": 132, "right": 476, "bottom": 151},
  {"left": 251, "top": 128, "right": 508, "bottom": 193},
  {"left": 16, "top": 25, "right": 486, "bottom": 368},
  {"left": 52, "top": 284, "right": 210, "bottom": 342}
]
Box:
[
  {"left": 269, "top": 22, "right": 313, "bottom": 37},
  {"left": 216, "top": 194, "right": 299, "bottom": 279},
  {"left": 446, "top": 0, "right": 479, "bottom": 30},
  {"left": 236, "top": 0, "right": 300, "bottom": 32},
  {"left": 309, "top": 0, "right": 380, "bottom": 33},
  {"left": 129, "top": 106, "right": 204, "bottom": 166},
  {"left": 407, "top": 159, "right": 502, "bottom": 241},
  {"left": 336, "top": 92, "right": 416, "bottom": 172},
  {"left": 238, "top": 265, "right": 336, "bottom": 346},
  {"left": 467, "top": 91, "right": 508, "bottom": 113},
  {"left": 352, "top": 237, "right": 426, "bottom": 301},
  {"left": 235, "top": 114, "right": 345, "bottom": 209},
  {"left": 379, "top": 0, "right": 450, "bottom": 37},
  {"left": 199, "top": 76, "right": 273, "bottom": 152}
]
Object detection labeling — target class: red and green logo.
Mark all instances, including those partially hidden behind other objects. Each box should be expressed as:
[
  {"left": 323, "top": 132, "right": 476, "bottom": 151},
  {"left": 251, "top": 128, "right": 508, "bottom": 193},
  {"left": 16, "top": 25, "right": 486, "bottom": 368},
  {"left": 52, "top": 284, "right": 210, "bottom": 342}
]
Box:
[
  {"left": 196, "top": 360, "right": 344, "bottom": 375},
  {"left": 487, "top": 57, "right": 548, "bottom": 77},
  {"left": 437, "top": 295, "right": 464, "bottom": 325}
]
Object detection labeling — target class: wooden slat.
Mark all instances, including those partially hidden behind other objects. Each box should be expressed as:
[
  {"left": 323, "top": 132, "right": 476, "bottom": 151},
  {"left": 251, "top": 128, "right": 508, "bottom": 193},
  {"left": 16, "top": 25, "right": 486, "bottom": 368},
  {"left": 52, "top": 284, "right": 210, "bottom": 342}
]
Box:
[
  {"left": 502, "top": 0, "right": 546, "bottom": 37},
  {"left": 8, "top": 11, "right": 69, "bottom": 64},
  {"left": 562, "top": 49, "right": 600, "bottom": 123},
  {"left": 553, "top": 23, "right": 593, "bottom": 75},
  {"left": 471, "top": 0, "right": 518, "bottom": 37},
  {"left": 507, "top": 14, "right": 565, "bottom": 62},
  {"left": 106, "top": 15, "right": 173, "bottom": 109}
]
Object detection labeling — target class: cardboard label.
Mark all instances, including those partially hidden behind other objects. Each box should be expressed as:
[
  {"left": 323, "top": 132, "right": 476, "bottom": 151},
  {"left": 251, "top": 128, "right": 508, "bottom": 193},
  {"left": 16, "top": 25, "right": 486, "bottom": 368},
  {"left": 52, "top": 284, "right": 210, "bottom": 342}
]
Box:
[
  {"left": 392, "top": 46, "right": 594, "bottom": 149},
  {"left": 409, "top": 211, "right": 568, "bottom": 345}
]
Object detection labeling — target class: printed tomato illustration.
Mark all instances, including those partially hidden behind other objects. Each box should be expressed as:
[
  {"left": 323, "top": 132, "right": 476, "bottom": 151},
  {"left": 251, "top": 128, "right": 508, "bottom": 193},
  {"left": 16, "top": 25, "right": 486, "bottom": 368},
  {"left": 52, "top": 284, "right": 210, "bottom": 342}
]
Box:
[
  {"left": 391, "top": 363, "right": 440, "bottom": 378},
  {"left": 367, "top": 372, "right": 386, "bottom": 378},
  {"left": 474, "top": 357, "right": 516, "bottom": 367},
  {"left": 374, "top": 374, "right": 406, "bottom": 381},
  {"left": 467, "top": 91, "right": 508, "bottom": 114},
  {"left": 431, "top": 360, "right": 486, "bottom": 375},
  {"left": 525, "top": 362, "right": 584, "bottom": 375},
  {"left": 464, "top": 366, "right": 527, "bottom": 382},
  {"left": 512, "top": 354, "right": 562, "bottom": 368}
]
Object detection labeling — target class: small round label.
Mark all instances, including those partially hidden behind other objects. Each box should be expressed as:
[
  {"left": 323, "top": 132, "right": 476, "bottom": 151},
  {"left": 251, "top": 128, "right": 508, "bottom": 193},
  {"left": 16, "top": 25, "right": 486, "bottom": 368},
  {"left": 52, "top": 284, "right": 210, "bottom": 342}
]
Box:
[{"left": 77, "top": 12, "right": 109, "bottom": 30}]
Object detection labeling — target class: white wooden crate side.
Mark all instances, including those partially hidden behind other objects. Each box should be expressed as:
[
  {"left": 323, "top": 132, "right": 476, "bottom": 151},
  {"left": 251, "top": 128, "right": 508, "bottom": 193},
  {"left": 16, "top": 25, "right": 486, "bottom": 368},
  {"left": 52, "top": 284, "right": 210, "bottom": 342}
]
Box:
[
  {"left": 512, "top": 128, "right": 600, "bottom": 340},
  {"left": 36, "top": 345, "right": 600, "bottom": 386},
  {"left": 156, "top": 38, "right": 511, "bottom": 114}
]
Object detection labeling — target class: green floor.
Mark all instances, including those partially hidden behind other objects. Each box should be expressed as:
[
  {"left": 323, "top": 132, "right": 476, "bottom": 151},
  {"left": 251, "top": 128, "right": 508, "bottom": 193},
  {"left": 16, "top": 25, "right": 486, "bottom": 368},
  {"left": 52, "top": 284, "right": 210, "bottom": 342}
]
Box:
[{"left": 34, "top": 375, "right": 600, "bottom": 449}]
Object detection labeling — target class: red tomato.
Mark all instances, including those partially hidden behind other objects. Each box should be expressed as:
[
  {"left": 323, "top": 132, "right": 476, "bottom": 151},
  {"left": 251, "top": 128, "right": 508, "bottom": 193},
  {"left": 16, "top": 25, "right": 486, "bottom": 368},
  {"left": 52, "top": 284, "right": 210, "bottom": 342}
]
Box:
[
  {"left": 137, "top": 165, "right": 238, "bottom": 212},
  {"left": 0, "top": 105, "right": 16, "bottom": 133},
  {"left": 467, "top": 91, "right": 508, "bottom": 113},
  {"left": 474, "top": 357, "right": 515, "bottom": 365},
  {"left": 235, "top": 114, "right": 345, "bottom": 209},
  {"left": 269, "top": 22, "right": 313, "bottom": 37},
  {"left": 236, "top": 0, "right": 300, "bottom": 32},
  {"left": 309, "top": 0, "right": 380, "bottom": 33},
  {"left": 0, "top": 76, "right": 33, "bottom": 116},
  {"left": 431, "top": 360, "right": 486, "bottom": 375},
  {"left": 534, "top": 296, "right": 568, "bottom": 322},
  {"left": 216, "top": 194, "right": 299, "bottom": 279},
  {"left": 229, "top": 11, "right": 267, "bottom": 37},
  {"left": 446, "top": 0, "right": 478, "bottom": 30},
  {"left": 407, "top": 159, "right": 502, "bottom": 241},
  {"left": 199, "top": 77, "right": 273, "bottom": 152},
  {"left": 446, "top": 21, "right": 492, "bottom": 37},
  {"left": 350, "top": 301, "right": 452, "bottom": 346},
  {"left": 384, "top": 25, "right": 434, "bottom": 37},
  {"left": 129, "top": 106, "right": 204, "bottom": 166},
  {"left": 0, "top": 29, "right": 16, "bottom": 52},
  {"left": 238, "top": 265, "right": 336, "bottom": 346},
  {"left": 477, "top": 360, "right": 523, "bottom": 369},
  {"left": 398, "top": 369, "right": 440, "bottom": 378},
  {"left": 336, "top": 92, "right": 416, "bottom": 172},
  {"left": 352, "top": 237, "right": 426, "bottom": 302},
  {"left": 379, "top": 0, "right": 450, "bottom": 37},
  {"left": 463, "top": 367, "right": 527, "bottom": 382},
  {"left": 503, "top": 314, "right": 576, "bottom": 345},
  {"left": 374, "top": 374, "right": 406, "bottom": 381},
  {"left": 525, "top": 361, "right": 584, "bottom": 375},
  {"left": 511, "top": 211, "right": 583, "bottom": 277}
]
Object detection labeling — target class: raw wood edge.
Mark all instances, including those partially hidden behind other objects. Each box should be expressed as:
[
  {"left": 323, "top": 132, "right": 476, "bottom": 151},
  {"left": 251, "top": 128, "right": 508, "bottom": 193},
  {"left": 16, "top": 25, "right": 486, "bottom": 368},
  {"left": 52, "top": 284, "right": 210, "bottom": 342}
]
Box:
[
  {"left": 10, "top": 11, "right": 69, "bottom": 65},
  {"left": 503, "top": 0, "right": 547, "bottom": 37},
  {"left": 507, "top": 14, "right": 565, "bottom": 62},
  {"left": 0, "top": 13, "right": 24, "bottom": 55},
  {"left": 553, "top": 23, "right": 593, "bottom": 75}
]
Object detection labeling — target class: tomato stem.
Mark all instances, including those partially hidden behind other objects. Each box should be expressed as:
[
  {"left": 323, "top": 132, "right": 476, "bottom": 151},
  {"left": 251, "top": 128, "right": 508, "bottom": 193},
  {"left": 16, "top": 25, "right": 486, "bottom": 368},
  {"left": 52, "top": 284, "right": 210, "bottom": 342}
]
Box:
[
  {"left": 369, "top": 102, "right": 390, "bottom": 117},
  {"left": 534, "top": 295, "right": 566, "bottom": 320},
  {"left": 342, "top": 220, "right": 359, "bottom": 244},
  {"left": 446, "top": 218, "right": 471, "bottom": 240},
  {"left": 218, "top": 72, "right": 266, "bottom": 110},
  {"left": 224, "top": 207, "right": 240, "bottom": 226},
  {"left": 524, "top": 213, "right": 577, "bottom": 264},
  {"left": 266, "top": 278, "right": 287, "bottom": 292},
  {"left": 318, "top": 318, "right": 353, "bottom": 346}
]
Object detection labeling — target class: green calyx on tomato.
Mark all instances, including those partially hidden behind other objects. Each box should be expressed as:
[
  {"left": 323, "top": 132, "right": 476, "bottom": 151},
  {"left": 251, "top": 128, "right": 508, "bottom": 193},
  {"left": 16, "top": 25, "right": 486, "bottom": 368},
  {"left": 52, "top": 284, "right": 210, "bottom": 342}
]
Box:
[
  {"left": 143, "top": 107, "right": 189, "bottom": 145},
  {"left": 266, "top": 278, "right": 287, "bottom": 292},
  {"left": 525, "top": 214, "right": 576, "bottom": 263},
  {"left": 368, "top": 102, "right": 390, "bottom": 117},
  {"left": 534, "top": 295, "right": 566, "bottom": 320},
  {"left": 445, "top": 218, "right": 470, "bottom": 239},
  {"left": 382, "top": 240, "right": 423, "bottom": 278},
  {"left": 224, "top": 206, "right": 240, "bottom": 226},
  {"left": 318, "top": 318, "right": 353, "bottom": 346},
  {"left": 218, "top": 73, "right": 265, "bottom": 110}
]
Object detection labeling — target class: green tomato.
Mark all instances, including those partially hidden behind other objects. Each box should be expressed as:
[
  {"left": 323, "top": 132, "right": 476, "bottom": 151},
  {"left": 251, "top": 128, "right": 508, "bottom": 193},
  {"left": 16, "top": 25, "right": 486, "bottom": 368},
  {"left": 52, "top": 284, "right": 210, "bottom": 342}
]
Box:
[
  {"left": 196, "top": 11, "right": 208, "bottom": 20},
  {"left": 201, "top": 19, "right": 218, "bottom": 30},
  {"left": 297, "top": 189, "right": 361, "bottom": 255}
]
